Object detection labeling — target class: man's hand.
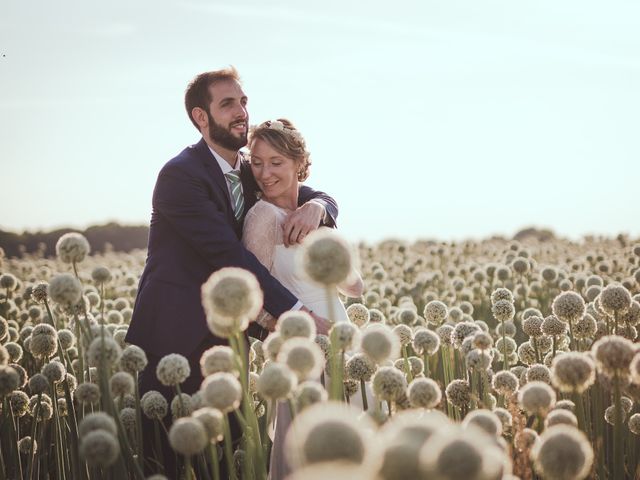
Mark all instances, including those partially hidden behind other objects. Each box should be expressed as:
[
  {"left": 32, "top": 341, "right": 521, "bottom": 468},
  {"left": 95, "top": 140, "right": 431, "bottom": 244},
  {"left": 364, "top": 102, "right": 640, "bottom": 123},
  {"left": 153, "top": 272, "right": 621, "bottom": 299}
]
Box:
[
  {"left": 302, "top": 306, "right": 331, "bottom": 335},
  {"left": 282, "top": 201, "right": 325, "bottom": 247}
]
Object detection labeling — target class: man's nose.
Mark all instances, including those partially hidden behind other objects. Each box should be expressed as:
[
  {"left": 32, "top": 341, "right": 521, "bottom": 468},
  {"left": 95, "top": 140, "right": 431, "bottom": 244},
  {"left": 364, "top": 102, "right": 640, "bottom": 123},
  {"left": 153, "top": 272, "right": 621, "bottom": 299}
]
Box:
[{"left": 234, "top": 103, "right": 248, "bottom": 119}]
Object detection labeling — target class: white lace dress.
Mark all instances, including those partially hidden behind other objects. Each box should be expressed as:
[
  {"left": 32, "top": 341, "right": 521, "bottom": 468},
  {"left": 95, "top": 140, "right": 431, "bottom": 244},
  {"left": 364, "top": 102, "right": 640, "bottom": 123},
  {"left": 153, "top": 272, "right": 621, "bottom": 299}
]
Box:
[
  {"left": 242, "top": 199, "right": 349, "bottom": 323},
  {"left": 242, "top": 200, "right": 363, "bottom": 480}
]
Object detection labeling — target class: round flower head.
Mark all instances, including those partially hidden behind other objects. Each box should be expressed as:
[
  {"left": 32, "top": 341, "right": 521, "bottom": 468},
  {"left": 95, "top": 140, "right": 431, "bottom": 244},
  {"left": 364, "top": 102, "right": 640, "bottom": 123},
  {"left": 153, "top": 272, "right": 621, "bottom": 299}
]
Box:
[
  {"left": 466, "top": 349, "right": 492, "bottom": 371},
  {"left": 423, "top": 300, "right": 448, "bottom": 326},
  {"left": 295, "top": 381, "right": 328, "bottom": 412},
  {"left": 392, "top": 324, "right": 413, "bottom": 347},
  {"left": 0, "top": 366, "right": 19, "bottom": 397},
  {"left": 79, "top": 430, "right": 120, "bottom": 467},
  {"left": 462, "top": 409, "right": 502, "bottom": 437},
  {"left": 368, "top": 308, "right": 386, "bottom": 324},
  {"left": 526, "top": 364, "right": 552, "bottom": 385},
  {"left": 542, "top": 315, "right": 568, "bottom": 337},
  {"left": 420, "top": 425, "right": 503, "bottom": 480},
  {"left": 408, "top": 377, "right": 441, "bottom": 409},
  {"left": 552, "top": 291, "right": 586, "bottom": 323},
  {"left": 360, "top": 324, "right": 400, "bottom": 363},
  {"left": 278, "top": 337, "right": 325, "bottom": 381},
  {"left": 57, "top": 329, "right": 76, "bottom": 350},
  {"left": 604, "top": 405, "right": 627, "bottom": 425},
  {"left": 472, "top": 331, "right": 493, "bottom": 350},
  {"left": 75, "top": 382, "right": 100, "bottom": 405},
  {"left": 495, "top": 336, "right": 517, "bottom": 356},
  {"left": 120, "top": 345, "right": 147, "bottom": 374},
  {"left": 394, "top": 356, "right": 424, "bottom": 377},
  {"left": 200, "top": 345, "right": 238, "bottom": 377},
  {"left": 257, "top": 361, "right": 298, "bottom": 400},
  {"left": 591, "top": 335, "right": 636, "bottom": 374},
  {"left": 0, "top": 273, "right": 17, "bottom": 290},
  {"left": 193, "top": 407, "right": 224, "bottom": 442},
  {"left": 56, "top": 232, "right": 91, "bottom": 264},
  {"left": 531, "top": 425, "right": 593, "bottom": 480},
  {"left": 41, "top": 360, "right": 66, "bottom": 384},
  {"left": 492, "top": 300, "right": 515, "bottom": 322},
  {"left": 515, "top": 428, "right": 538, "bottom": 452},
  {"left": 263, "top": 332, "right": 284, "bottom": 361},
  {"left": 31, "top": 282, "right": 48, "bottom": 304},
  {"left": 4, "top": 342, "right": 22, "bottom": 363},
  {"left": 628, "top": 413, "right": 640, "bottom": 435},
  {"left": 48, "top": 273, "right": 83, "bottom": 306},
  {"left": 492, "top": 370, "right": 519, "bottom": 396},
  {"left": 276, "top": 310, "right": 316, "bottom": 340},
  {"left": 599, "top": 284, "right": 632, "bottom": 316},
  {"left": 345, "top": 353, "right": 376, "bottom": 381},
  {"left": 86, "top": 336, "right": 122, "bottom": 367},
  {"left": 451, "top": 321, "right": 481, "bottom": 349},
  {"left": 372, "top": 366, "right": 407, "bottom": 402},
  {"left": 573, "top": 314, "right": 597, "bottom": 339},
  {"left": 29, "top": 323, "right": 58, "bottom": 359},
  {"left": 493, "top": 407, "right": 513, "bottom": 430},
  {"left": 91, "top": 266, "right": 112, "bottom": 285},
  {"left": 412, "top": 327, "right": 440, "bottom": 355},
  {"left": 0, "top": 317, "right": 8, "bottom": 344},
  {"left": 156, "top": 353, "right": 190, "bottom": 386},
  {"left": 9, "top": 390, "right": 29, "bottom": 417},
  {"left": 141, "top": 391, "right": 168, "bottom": 420},
  {"left": 201, "top": 267, "right": 263, "bottom": 338},
  {"left": 330, "top": 322, "right": 361, "bottom": 351},
  {"left": 491, "top": 288, "right": 514, "bottom": 305},
  {"left": 545, "top": 409, "right": 578, "bottom": 428},
  {"left": 298, "top": 229, "right": 354, "bottom": 286},
  {"left": 445, "top": 379, "right": 471, "bottom": 409},
  {"left": 284, "top": 401, "right": 377, "bottom": 470},
  {"left": 518, "top": 381, "right": 556, "bottom": 416},
  {"left": 110, "top": 371, "right": 134, "bottom": 396},
  {"left": 436, "top": 324, "right": 454, "bottom": 346},
  {"left": 523, "top": 315, "right": 544, "bottom": 338},
  {"left": 200, "top": 372, "right": 242, "bottom": 413},
  {"left": 551, "top": 352, "right": 595, "bottom": 393},
  {"left": 78, "top": 412, "right": 118, "bottom": 438},
  {"left": 346, "top": 303, "right": 370, "bottom": 327},
  {"left": 169, "top": 417, "right": 208, "bottom": 456}
]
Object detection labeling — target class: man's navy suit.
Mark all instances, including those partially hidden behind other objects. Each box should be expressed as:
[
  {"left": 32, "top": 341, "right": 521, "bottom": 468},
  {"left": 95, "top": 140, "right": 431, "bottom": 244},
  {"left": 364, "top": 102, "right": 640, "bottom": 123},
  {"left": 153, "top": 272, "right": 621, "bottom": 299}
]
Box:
[{"left": 125, "top": 138, "right": 337, "bottom": 476}]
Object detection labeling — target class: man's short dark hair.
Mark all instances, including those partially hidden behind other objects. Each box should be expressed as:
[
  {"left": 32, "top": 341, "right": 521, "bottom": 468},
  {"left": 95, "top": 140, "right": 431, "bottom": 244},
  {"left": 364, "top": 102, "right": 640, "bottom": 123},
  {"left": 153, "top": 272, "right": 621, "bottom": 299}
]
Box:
[{"left": 185, "top": 67, "right": 241, "bottom": 130}]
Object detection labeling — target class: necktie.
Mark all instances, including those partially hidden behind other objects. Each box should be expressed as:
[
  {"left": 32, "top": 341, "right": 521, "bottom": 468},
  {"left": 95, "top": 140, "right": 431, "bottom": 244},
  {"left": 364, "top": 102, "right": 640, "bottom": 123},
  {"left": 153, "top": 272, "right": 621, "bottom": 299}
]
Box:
[{"left": 225, "top": 170, "right": 245, "bottom": 221}]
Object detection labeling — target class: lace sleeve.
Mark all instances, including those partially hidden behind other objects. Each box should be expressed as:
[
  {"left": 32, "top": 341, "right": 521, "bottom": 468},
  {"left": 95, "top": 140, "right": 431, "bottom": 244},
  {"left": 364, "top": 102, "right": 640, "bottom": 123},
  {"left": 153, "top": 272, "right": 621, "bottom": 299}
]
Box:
[{"left": 242, "top": 201, "right": 279, "bottom": 273}]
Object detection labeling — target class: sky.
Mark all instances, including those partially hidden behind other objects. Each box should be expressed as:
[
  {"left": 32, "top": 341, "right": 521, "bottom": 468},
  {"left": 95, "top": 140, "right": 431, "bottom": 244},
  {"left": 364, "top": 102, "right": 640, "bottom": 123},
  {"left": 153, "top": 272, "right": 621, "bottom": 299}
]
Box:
[{"left": 1, "top": 0, "right": 639, "bottom": 243}]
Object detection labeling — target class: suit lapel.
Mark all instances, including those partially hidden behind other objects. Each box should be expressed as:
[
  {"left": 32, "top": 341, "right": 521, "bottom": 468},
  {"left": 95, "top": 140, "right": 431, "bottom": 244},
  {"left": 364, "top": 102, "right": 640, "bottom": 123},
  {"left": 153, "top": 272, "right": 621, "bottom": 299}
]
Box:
[
  {"left": 240, "top": 158, "right": 258, "bottom": 216},
  {"left": 195, "top": 138, "right": 237, "bottom": 220}
]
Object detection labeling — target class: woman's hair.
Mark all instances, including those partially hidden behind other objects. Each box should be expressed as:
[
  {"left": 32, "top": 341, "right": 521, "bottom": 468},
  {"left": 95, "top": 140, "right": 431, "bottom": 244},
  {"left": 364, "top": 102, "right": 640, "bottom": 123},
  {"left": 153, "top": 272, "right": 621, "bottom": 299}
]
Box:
[{"left": 248, "top": 119, "right": 311, "bottom": 181}]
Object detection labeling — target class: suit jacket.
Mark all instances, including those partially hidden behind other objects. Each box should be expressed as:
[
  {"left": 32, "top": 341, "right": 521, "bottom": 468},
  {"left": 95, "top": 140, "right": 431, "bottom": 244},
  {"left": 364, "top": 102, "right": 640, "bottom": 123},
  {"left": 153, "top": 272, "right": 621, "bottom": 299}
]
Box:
[{"left": 125, "top": 138, "right": 338, "bottom": 358}]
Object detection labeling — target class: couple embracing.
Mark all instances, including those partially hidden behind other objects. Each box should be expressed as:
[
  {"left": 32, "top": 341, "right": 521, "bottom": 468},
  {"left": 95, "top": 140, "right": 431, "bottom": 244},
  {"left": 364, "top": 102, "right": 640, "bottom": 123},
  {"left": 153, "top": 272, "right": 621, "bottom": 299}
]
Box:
[{"left": 125, "top": 67, "right": 364, "bottom": 479}]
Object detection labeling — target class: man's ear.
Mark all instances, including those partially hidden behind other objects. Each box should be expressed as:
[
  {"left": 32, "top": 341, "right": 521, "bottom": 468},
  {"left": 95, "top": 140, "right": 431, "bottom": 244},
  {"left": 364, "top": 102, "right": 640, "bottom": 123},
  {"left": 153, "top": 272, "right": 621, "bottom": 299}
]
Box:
[{"left": 192, "top": 107, "right": 208, "bottom": 130}]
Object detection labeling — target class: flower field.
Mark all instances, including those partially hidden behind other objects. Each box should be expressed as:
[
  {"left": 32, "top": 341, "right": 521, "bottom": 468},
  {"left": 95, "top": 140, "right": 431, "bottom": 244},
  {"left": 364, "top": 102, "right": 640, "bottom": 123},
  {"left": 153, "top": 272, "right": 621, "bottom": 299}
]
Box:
[{"left": 1, "top": 232, "right": 639, "bottom": 480}]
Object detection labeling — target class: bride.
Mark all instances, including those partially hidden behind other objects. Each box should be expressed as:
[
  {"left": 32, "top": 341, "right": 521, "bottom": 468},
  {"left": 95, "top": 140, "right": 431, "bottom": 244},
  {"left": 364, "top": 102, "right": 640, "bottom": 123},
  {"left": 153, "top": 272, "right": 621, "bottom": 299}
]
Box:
[
  {"left": 242, "top": 119, "right": 363, "bottom": 322},
  {"left": 241, "top": 119, "right": 364, "bottom": 480}
]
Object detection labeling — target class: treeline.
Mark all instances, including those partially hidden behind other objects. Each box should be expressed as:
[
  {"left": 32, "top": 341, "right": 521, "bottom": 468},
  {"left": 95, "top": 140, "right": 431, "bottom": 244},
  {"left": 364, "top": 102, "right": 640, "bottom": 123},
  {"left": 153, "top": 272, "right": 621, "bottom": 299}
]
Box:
[{"left": 0, "top": 222, "right": 149, "bottom": 258}]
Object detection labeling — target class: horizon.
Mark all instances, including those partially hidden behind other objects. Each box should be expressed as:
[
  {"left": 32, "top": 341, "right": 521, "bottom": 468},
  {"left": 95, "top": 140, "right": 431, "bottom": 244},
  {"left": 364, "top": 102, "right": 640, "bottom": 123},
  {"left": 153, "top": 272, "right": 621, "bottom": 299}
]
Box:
[{"left": 2, "top": 0, "right": 639, "bottom": 243}]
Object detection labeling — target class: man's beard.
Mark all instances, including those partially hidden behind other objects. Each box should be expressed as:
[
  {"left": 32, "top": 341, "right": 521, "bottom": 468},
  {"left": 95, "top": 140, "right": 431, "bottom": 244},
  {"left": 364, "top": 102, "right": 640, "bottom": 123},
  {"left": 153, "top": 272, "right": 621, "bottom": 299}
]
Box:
[{"left": 208, "top": 112, "right": 248, "bottom": 151}]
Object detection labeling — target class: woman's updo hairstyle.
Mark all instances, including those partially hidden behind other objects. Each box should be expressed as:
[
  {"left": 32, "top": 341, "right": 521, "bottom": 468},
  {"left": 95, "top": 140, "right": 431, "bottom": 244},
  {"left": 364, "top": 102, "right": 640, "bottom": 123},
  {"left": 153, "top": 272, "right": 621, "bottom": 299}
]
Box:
[{"left": 249, "top": 119, "right": 311, "bottom": 181}]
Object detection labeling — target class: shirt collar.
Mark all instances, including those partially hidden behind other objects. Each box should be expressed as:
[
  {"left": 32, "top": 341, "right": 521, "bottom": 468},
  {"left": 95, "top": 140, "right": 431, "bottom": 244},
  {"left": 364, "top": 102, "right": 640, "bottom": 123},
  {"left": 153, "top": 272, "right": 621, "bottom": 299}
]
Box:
[{"left": 207, "top": 144, "right": 240, "bottom": 174}]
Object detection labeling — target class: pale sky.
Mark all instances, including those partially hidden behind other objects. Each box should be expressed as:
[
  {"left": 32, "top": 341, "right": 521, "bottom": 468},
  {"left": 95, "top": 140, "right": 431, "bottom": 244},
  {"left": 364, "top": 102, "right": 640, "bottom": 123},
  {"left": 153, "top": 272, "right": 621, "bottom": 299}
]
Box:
[{"left": 2, "top": 0, "right": 639, "bottom": 242}]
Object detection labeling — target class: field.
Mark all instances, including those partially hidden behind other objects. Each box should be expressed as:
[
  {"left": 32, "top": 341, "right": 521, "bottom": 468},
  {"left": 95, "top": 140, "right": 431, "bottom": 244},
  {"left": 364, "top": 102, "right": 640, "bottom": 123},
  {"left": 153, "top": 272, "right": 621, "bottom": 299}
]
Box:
[{"left": 0, "top": 231, "right": 639, "bottom": 480}]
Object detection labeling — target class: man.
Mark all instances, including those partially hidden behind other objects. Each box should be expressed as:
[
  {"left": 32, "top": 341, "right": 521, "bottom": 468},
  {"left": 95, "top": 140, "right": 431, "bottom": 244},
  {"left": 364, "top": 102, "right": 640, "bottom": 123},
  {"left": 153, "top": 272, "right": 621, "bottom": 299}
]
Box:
[{"left": 125, "top": 67, "right": 337, "bottom": 476}]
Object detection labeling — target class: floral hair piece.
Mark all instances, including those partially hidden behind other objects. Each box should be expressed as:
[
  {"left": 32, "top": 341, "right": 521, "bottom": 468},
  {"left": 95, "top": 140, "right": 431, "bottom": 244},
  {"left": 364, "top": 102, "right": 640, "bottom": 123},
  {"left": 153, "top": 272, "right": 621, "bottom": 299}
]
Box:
[{"left": 266, "top": 120, "right": 304, "bottom": 142}]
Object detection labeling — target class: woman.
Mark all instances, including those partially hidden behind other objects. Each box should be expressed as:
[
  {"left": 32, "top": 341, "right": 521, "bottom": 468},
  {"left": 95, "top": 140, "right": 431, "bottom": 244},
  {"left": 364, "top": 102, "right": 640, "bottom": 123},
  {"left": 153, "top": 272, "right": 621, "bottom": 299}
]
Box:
[
  {"left": 242, "top": 119, "right": 364, "bottom": 480},
  {"left": 242, "top": 118, "right": 363, "bottom": 321}
]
